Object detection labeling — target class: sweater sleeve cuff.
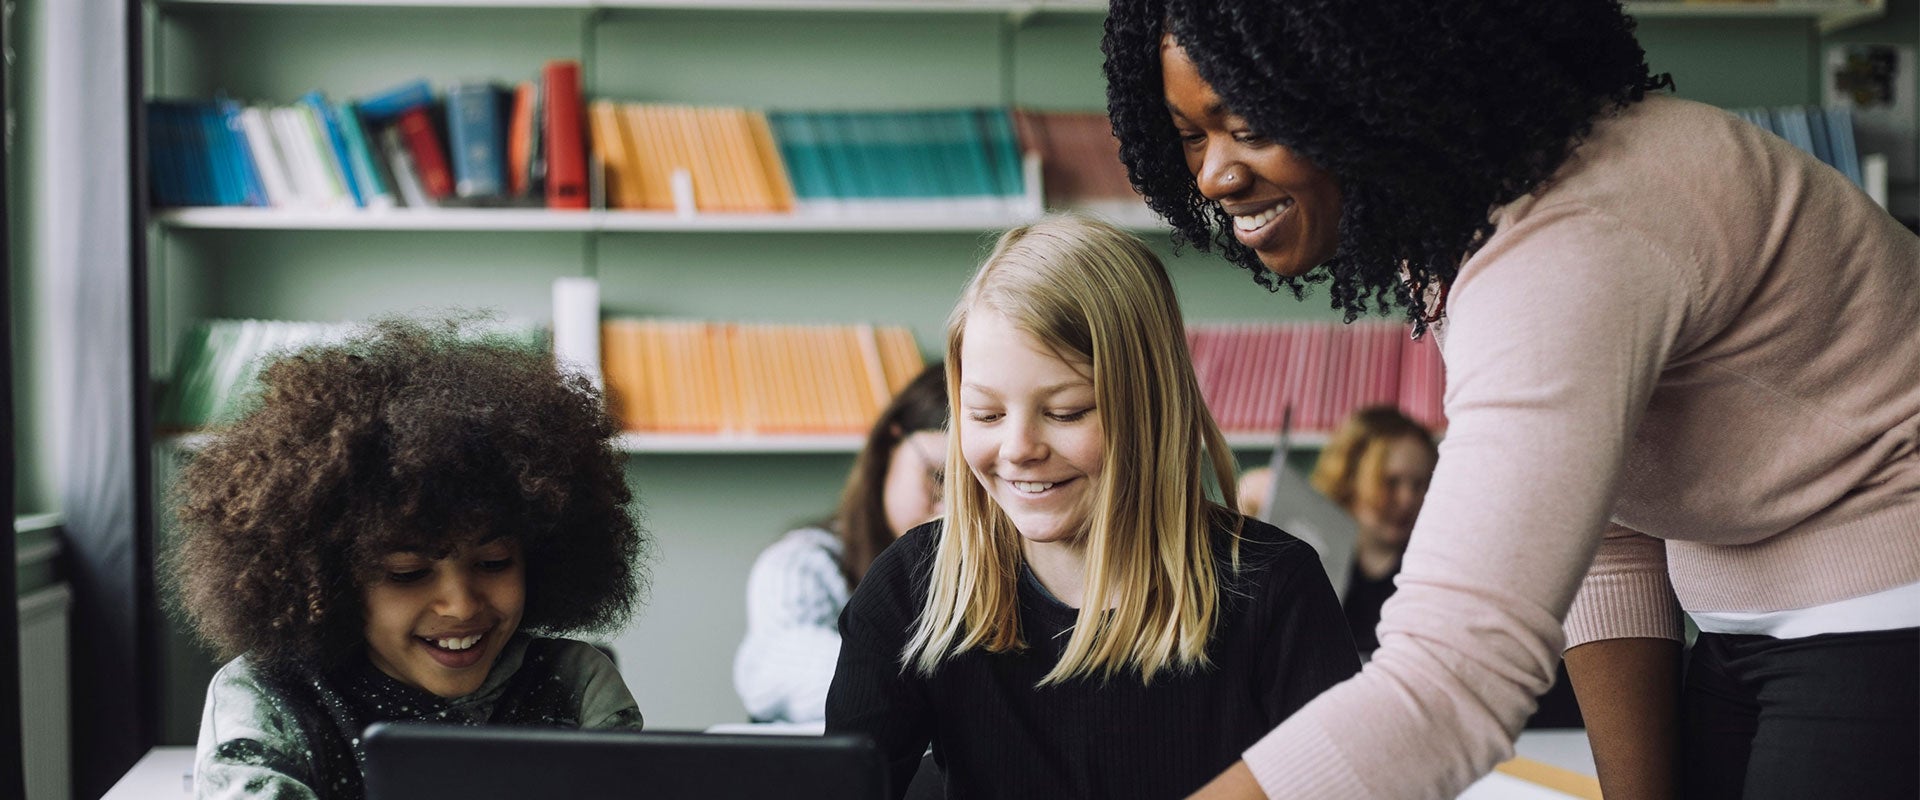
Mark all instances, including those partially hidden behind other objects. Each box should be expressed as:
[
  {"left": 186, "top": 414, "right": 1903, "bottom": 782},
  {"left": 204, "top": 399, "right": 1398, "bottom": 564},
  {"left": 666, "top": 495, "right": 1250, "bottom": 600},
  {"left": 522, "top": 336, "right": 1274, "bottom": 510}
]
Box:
[
  {"left": 1242, "top": 713, "right": 1371, "bottom": 799},
  {"left": 1562, "top": 569, "right": 1684, "bottom": 650}
]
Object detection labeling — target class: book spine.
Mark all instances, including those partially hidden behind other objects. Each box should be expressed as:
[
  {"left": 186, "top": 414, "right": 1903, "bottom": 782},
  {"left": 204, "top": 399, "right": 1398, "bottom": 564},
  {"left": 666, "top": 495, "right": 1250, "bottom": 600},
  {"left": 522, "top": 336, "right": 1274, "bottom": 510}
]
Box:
[
  {"left": 508, "top": 81, "right": 536, "bottom": 197},
  {"left": 445, "top": 82, "right": 506, "bottom": 199},
  {"left": 543, "top": 60, "right": 589, "bottom": 210},
  {"left": 379, "top": 124, "right": 432, "bottom": 209},
  {"left": 358, "top": 78, "right": 436, "bottom": 124},
  {"left": 300, "top": 91, "right": 365, "bottom": 207},
  {"left": 236, "top": 106, "right": 295, "bottom": 207},
  {"left": 217, "top": 98, "right": 270, "bottom": 206},
  {"left": 294, "top": 103, "right": 353, "bottom": 206},
  {"left": 397, "top": 106, "right": 455, "bottom": 200},
  {"left": 335, "top": 102, "right": 395, "bottom": 209}
]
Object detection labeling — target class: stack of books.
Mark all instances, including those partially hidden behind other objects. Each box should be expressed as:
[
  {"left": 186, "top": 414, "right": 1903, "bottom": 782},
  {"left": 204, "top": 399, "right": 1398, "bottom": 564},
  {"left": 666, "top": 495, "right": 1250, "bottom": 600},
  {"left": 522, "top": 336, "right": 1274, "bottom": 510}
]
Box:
[
  {"left": 1187, "top": 321, "right": 1446, "bottom": 437},
  {"left": 600, "top": 319, "right": 925, "bottom": 435},
  {"left": 1012, "top": 109, "right": 1142, "bottom": 211},
  {"left": 147, "top": 61, "right": 591, "bottom": 211},
  {"left": 150, "top": 70, "right": 1152, "bottom": 218}
]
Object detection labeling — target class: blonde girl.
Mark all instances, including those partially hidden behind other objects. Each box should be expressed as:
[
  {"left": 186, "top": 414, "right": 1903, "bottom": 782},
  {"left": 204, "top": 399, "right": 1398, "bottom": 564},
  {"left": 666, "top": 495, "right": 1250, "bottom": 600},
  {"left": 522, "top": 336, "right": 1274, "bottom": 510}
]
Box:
[{"left": 825, "top": 215, "right": 1358, "bottom": 799}]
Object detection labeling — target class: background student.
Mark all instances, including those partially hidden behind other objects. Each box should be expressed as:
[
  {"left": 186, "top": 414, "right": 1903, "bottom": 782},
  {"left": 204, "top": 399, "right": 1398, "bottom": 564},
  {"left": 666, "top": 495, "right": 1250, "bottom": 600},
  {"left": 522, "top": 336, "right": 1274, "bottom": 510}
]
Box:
[
  {"left": 169, "top": 316, "right": 649, "bottom": 800},
  {"left": 1102, "top": 0, "right": 1920, "bottom": 798},
  {"left": 826, "top": 215, "right": 1359, "bottom": 799},
  {"left": 1242, "top": 406, "right": 1438, "bottom": 656},
  {"left": 734, "top": 363, "right": 949, "bottom": 724}
]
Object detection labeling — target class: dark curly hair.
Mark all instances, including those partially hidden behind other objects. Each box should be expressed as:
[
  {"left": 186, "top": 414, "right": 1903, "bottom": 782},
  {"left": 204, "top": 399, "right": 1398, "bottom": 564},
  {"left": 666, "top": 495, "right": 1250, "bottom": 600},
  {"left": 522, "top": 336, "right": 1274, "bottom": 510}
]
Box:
[
  {"left": 1103, "top": 0, "right": 1671, "bottom": 332},
  {"left": 167, "top": 315, "right": 648, "bottom": 675}
]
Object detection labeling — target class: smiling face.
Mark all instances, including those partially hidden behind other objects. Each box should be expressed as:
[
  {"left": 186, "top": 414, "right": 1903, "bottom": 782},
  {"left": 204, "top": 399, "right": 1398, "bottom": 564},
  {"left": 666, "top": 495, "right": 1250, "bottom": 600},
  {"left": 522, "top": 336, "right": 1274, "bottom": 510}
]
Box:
[
  {"left": 958, "top": 310, "right": 1106, "bottom": 548},
  {"left": 1354, "top": 436, "right": 1438, "bottom": 551},
  {"left": 362, "top": 536, "right": 525, "bottom": 698},
  {"left": 1160, "top": 35, "right": 1343, "bottom": 278}
]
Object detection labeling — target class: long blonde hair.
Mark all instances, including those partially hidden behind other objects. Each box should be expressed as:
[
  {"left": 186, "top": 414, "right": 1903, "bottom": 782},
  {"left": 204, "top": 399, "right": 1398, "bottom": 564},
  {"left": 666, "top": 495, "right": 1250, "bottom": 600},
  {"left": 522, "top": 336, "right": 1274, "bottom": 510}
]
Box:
[{"left": 906, "top": 215, "right": 1241, "bottom": 686}]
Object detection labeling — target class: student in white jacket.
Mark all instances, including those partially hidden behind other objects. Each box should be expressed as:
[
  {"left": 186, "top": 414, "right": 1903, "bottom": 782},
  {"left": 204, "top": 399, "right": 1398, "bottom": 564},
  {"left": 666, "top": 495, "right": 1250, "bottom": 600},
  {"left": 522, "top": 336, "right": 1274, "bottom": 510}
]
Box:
[{"left": 734, "top": 363, "right": 949, "bottom": 723}]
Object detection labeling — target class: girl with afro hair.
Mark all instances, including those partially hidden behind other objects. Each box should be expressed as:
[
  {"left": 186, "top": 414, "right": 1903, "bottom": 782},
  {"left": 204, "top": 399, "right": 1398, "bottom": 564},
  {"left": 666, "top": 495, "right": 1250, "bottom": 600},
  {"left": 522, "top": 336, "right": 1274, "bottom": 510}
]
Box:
[
  {"left": 169, "top": 316, "right": 649, "bottom": 800},
  {"left": 1104, "top": 1, "right": 1920, "bottom": 798}
]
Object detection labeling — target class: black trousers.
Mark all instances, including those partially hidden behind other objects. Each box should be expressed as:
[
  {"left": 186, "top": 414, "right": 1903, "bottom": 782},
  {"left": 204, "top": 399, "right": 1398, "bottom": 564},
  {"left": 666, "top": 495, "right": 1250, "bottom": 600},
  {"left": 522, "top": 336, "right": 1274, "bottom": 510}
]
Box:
[{"left": 1682, "top": 626, "right": 1919, "bottom": 799}]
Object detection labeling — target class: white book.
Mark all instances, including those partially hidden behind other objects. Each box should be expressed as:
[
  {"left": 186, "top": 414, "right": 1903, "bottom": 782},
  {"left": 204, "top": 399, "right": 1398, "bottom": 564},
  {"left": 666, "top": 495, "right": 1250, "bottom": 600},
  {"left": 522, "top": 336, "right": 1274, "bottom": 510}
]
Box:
[
  {"left": 271, "top": 106, "right": 346, "bottom": 209},
  {"left": 236, "top": 106, "right": 295, "bottom": 207}
]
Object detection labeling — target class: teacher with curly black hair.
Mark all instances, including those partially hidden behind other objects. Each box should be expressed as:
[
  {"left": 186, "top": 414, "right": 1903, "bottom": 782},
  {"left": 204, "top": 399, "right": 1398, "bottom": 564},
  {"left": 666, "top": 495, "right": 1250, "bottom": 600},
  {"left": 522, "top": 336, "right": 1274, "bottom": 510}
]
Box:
[{"left": 1102, "top": 1, "right": 1920, "bottom": 798}]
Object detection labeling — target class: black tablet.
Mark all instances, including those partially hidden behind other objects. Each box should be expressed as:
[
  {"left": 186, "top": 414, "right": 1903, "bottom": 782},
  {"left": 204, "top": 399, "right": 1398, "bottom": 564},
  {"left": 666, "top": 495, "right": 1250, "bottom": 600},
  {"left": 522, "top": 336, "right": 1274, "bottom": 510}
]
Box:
[{"left": 362, "top": 722, "right": 889, "bottom": 800}]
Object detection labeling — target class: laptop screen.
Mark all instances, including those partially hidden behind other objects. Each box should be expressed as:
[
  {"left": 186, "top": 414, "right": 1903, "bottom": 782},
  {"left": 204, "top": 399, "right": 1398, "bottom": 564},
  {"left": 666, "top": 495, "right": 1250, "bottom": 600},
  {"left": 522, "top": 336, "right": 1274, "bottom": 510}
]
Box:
[{"left": 362, "top": 722, "right": 889, "bottom": 800}]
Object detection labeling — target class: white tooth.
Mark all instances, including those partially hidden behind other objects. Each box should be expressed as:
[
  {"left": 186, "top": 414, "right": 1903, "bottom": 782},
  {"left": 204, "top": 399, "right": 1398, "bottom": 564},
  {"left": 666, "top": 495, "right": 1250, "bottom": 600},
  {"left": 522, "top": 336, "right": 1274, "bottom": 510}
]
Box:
[
  {"left": 1012, "top": 480, "right": 1055, "bottom": 493},
  {"left": 1232, "top": 203, "right": 1289, "bottom": 231}
]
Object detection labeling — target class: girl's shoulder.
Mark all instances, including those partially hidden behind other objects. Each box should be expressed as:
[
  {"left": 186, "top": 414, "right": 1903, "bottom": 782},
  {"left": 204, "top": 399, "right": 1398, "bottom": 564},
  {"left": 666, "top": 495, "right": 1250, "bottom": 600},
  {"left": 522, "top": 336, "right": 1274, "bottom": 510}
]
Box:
[
  {"left": 1215, "top": 515, "right": 1326, "bottom": 598},
  {"left": 841, "top": 520, "right": 943, "bottom": 620},
  {"left": 869, "top": 519, "right": 942, "bottom": 581},
  {"left": 504, "top": 636, "right": 645, "bottom": 730},
  {"left": 748, "top": 526, "right": 850, "bottom": 591},
  {"left": 197, "top": 655, "right": 326, "bottom": 789},
  {"left": 757, "top": 526, "right": 844, "bottom": 565}
]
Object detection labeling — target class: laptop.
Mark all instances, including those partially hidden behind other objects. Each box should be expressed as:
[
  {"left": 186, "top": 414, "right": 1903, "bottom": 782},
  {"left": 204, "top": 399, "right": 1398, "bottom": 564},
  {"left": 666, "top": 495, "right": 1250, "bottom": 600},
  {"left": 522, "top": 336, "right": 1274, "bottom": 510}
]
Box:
[{"left": 362, "top": 722, "right": 890, "bottom": 800}]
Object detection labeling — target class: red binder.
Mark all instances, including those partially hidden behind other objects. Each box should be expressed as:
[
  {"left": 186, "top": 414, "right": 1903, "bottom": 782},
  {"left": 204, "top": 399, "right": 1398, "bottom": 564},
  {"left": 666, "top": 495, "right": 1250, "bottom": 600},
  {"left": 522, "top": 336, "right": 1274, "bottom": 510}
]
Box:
[{"left": 543, "top": 60, "right": 588, "bottom": 210}]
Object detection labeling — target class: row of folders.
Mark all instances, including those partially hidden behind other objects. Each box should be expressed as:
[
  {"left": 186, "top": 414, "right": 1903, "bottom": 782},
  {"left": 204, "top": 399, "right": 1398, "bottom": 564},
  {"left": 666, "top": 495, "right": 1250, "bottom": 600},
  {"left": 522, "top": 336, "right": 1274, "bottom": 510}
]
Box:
[
  {"left": 147, "top": 63, "right": 1137, "bottom": 213},
  {"left": 159, "top": 318, "right": 1446, "bottom": 438},
  {"left": 602, "top": 320, "right": 928, "bottom": 434},
  {"left": 1188, "top": 323, "right": 1445, "bottom": 437}
]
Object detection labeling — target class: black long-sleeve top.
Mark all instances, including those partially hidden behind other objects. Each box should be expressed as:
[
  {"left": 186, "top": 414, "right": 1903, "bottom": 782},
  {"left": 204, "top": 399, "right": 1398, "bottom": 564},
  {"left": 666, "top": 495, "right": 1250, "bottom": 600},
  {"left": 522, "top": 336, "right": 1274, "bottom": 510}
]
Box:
[{"left": 825, "top": 516, "right": 1361, "bottom": 800}]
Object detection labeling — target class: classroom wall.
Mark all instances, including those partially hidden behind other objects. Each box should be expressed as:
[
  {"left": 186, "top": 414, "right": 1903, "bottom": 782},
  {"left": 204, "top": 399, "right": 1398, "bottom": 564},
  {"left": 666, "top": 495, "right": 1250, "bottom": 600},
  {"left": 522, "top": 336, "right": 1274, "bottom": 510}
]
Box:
[
  {"left": 9, "top": 0, "right": 59, "bottom": 518},
  {"left": 3, "top": 1, "right": 1906, "bottom": 739}
]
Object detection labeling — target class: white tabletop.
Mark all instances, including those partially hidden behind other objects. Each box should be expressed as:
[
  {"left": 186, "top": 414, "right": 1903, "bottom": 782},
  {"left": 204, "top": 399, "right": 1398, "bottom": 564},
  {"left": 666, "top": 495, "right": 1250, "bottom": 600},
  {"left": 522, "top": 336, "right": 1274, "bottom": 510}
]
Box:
[{"left": 100, "top": 746, "right": 193, "bottom": 800}]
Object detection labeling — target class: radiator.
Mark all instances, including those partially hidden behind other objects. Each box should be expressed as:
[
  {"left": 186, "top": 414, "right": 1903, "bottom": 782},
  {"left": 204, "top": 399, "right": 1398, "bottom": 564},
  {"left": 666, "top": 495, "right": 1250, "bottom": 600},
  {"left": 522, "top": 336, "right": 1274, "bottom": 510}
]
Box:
[{"left": 19, "top": 583, "right": 72, "bottom": 800}]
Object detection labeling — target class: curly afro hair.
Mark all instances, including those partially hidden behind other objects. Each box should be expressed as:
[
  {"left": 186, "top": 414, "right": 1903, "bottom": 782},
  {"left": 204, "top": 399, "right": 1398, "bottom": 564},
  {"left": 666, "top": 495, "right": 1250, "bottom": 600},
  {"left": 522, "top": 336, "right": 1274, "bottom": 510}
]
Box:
[
  {"left": 1103, "top": 0, "right": 1671, "bottom": 332},
  {"left": 167, "top": 315, "right": 648, "bottom": 675}
]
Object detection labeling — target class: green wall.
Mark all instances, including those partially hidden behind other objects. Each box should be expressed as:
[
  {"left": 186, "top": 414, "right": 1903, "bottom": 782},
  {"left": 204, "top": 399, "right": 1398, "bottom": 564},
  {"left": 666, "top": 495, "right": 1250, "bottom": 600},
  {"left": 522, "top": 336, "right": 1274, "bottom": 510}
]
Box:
[{"left": 0, "top": 0, "right": 1892, "bottom": 739}]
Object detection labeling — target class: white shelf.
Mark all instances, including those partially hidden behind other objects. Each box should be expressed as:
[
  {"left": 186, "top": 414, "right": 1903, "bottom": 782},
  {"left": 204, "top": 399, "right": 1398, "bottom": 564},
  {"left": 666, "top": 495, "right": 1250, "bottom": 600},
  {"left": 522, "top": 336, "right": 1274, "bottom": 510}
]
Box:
[
  {"left": 165, "top": 428, "right": 1325, "bottom": 454},
  {"left": 148, "top": 0, "right": 1887, "bottom": 31},
  {"left": 617, "top": 432, "right": 866, "bottom": 453},
  {"left": 1224, "top": 431, "right": 1329, "bottom": 450},
  {"left": 155, "top": 0, "right": 1108, "bottom": 14},
  {"left": 152, "top": 204, "right": 1166, "bottom": 234}
]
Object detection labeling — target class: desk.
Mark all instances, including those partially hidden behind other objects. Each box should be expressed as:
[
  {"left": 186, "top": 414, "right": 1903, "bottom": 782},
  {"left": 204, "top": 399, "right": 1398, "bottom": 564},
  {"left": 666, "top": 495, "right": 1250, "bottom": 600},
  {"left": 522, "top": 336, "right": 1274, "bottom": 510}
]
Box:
[
  {"left": 100, "top": 746, "right": 193, "bottom": 800},
  {"left": 104, "top": 731, "right": 1596, "bottom": 799},
  {"left": 1461, "top": 730, "right": 1599, "bottom": 799}
]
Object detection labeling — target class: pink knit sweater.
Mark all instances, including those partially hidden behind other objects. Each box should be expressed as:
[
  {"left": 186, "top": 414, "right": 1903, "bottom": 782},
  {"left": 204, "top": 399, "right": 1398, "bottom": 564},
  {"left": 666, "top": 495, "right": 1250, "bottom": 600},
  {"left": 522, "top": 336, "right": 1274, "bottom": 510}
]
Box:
[{"left": 1242, "top": 94, "right": 1920, "bottom": 798}]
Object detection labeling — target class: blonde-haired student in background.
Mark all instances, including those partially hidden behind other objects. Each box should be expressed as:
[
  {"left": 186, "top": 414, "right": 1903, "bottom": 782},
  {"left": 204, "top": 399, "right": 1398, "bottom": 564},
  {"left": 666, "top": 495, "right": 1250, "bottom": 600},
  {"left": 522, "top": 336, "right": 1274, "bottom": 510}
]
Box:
[
  {"left": 826, "top": 215, "right": 1359, "bottom": 799},
  {"left": 1237, "top": 407, "right": 1436, "bottom": 654},
  {"left": 734, "top": 363, "right": 948, "bottom": 723}
]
